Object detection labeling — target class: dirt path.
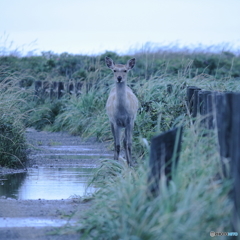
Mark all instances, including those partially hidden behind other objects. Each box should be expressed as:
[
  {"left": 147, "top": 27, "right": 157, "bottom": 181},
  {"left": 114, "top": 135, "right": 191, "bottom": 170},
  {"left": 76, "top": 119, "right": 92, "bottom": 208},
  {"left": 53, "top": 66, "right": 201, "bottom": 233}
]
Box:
[{"left": 0, "top": 129, "right": 112, "bottom": 240}]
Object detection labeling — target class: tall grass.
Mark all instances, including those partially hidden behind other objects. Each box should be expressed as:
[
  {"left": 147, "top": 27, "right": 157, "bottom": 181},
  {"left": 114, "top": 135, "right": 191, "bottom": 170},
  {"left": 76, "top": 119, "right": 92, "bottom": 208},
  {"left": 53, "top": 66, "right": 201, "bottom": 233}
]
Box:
[
  {"left": 1, "top": 46, "right": 238, "bottom": 238},
  {"left": 50, "top": 79, "right": 110, "bottom": 138},
  {"left": 25, "top": 99, "right": 64, "bottom": 131},
  {"left": 0, "top": 69, "right": 30, "bottom": 168},
  {"left": 45, "top": 55, "right": 240, "bottom": 162},
  {"left": 76, "top": 121, "right": 232, "bottom": 240},
  {"left": 66, "top": 66, "right": 238, "bottom": 239}
]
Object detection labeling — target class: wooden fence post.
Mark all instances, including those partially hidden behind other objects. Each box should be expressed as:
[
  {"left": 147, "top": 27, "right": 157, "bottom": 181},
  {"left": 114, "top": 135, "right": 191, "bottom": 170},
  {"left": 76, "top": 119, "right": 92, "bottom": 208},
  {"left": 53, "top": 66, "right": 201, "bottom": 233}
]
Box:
[
  {"left": 214, "top": 92, "right": 233, "bottom": 178},
  {"left": 187, "top": 86, "right": 201, "bottom": 115},
  {"left": 187, "top": 86, "right": 201, "bottom": 117},
  {"left": 68, "top": 82, "right": 75, "bottom": 95},
  {"left": 230, "top": 93, "right": 240, "bottom": 233},
  {"left": 35, "top": 81, "right": 42, "bottom": 97},
  {"left": 58, "top": 82, "right": 64, "bottom": 99},
  {"left": 203, "top": 91, "right": 212, "bottom": 115},
  {"left": 185, "top": 87, "right": 240, "bottom": 230},
  {"left": 187, "top": 88, "right": 215, "bottom": 126},
  {"left": 192, "top": 88, "right": 202, "bottom": 118},
  {"left": 167, "top": 84, "right": 173, "bottom": 94},
  {"left": 76, "top": 82, "right": 82, "bottom": 96},
  {"left": 215, "top": 93, "right": 232, "bottom": 158},
  {"left": 148, "top": 126, "right": 183, "bottom": 196},
  {"left": 50, "top": 82, "right": 57, "bottom": 99},
  {"left": 206, "top": 93, "right": 216, "bottom": 129},
  {"left": 197, "top": 90, "right": 212, "bottom": 127},
  {"left": 34, "top": 81, "right": 84, "bottom": 100},
  {"left": 42, "top": 81, "right": 50, "bottom": 98},
  {"left": 198, "top": 91, "right": 211, "bottom": 115}
]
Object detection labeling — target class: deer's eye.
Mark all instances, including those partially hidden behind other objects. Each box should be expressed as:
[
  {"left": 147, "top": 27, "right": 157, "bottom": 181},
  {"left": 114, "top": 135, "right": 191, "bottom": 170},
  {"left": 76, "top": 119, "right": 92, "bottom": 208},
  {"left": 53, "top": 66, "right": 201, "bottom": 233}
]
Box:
[
  {"left": 123, "top": 70, "right": 127, "bottom": 72},
  {"left": 114, "top": 70, "right": 117, "bottom": 72}
]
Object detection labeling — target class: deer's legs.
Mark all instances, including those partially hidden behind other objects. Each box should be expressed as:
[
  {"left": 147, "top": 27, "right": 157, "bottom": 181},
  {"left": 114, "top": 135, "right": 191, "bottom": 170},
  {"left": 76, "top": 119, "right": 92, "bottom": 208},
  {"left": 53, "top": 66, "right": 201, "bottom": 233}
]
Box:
[
  {"left": 111, "top": 123, "right": 120, "bottom": 160},
  {"left": 123, "top": 123, "right": 133, "bottom": 166}
]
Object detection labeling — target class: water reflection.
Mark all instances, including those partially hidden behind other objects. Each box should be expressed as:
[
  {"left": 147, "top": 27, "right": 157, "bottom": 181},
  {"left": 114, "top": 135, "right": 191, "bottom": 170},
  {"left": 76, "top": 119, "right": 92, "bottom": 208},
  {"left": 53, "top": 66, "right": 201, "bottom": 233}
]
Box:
[
  {"left": 0, "top": 166, "right": 95, "bottom": 200},
  {"left": 0, "top": 217, "right": 75, "bottom": 228},
  {"left": 0, "top": 172, "right": 27, "bottom": 199}
]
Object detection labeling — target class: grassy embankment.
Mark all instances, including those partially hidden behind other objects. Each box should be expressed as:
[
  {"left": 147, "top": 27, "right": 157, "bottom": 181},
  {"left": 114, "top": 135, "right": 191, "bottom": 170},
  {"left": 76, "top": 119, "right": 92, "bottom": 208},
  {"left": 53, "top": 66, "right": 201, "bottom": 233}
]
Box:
[
  {"left": 0, "top": 68, "right": 29, "bottom": 169},
  {"left": 1, "top": 48, "right": 240, "bottom": 239}
]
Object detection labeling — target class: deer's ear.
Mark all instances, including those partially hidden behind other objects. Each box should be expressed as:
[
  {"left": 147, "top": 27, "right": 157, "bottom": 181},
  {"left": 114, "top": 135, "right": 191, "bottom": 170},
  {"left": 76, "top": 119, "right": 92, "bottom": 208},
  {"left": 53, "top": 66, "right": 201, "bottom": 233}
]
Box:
[
  {"left": 127, "top": 58, "right": 135, "bottom": 70},
  {"left": 105, "top": 57, "right": 115, "bottom": 69}
]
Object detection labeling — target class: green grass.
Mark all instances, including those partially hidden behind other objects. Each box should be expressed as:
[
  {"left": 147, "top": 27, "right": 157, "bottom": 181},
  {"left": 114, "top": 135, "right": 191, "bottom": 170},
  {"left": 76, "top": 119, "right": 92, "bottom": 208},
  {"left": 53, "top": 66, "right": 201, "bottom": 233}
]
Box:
[
  {"left": 56, "top": 72, "right": 238, "bottom": 240},
  {"left": 0, "top": 73, "right": 30, "bottom": 168},
  {"left": 1, "top": 46, "right": 239, "bottom": 238},
  {"left": 62, "top": 68, "right": 238, "bottom": 239},
  {"left": 75, "top": 120, "right": 232, "bottom": 240}
]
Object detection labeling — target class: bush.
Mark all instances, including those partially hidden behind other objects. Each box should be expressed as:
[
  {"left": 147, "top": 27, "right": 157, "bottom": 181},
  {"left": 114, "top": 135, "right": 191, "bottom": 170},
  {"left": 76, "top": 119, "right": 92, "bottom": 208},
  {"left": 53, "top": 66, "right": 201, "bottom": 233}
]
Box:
[
  {"left": 0, "top": 46, "right": 239, "bottom": 237},
  {"left": 50, "top": 85, "right": 109, "bottom": 137},
  {"left": 0, "top": 77, "right": 28, "bottom": 168},
  {"left": 76, "top": 121, "right": 232, "bottom": 240},
  {"left": 0, "top": 121, "right": 27, "bottom": 168},
  {"left": 26, "top": 100, "right": 64, "bottom": 131}
]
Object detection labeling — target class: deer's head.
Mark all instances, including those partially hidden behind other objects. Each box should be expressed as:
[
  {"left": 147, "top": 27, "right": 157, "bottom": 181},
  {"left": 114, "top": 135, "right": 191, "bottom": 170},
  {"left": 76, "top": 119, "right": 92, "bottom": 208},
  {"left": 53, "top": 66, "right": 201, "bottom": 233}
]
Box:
[{"left": 105, "top": 57, "right": 135, "bottom": 83}]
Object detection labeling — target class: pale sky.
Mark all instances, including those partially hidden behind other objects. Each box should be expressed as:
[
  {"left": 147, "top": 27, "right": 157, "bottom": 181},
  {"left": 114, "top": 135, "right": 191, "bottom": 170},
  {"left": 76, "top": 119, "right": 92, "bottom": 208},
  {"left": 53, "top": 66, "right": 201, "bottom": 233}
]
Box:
[{"left": 1, "top": 0, "right": 240, "bottom": 55}]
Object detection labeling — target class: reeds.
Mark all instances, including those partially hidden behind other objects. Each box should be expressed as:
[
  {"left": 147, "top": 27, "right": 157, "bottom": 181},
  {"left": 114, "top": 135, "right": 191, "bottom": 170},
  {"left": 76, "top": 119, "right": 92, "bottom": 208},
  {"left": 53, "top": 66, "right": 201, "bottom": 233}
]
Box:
[
  {"left": 77, "top": 120, "right": 232, "bottom": 240},
  {"left": 0, "top": 71, "right": 31, "bottom": 168},
  {"left": 1, "top": 46, "right": 239, "bottom": 238}
]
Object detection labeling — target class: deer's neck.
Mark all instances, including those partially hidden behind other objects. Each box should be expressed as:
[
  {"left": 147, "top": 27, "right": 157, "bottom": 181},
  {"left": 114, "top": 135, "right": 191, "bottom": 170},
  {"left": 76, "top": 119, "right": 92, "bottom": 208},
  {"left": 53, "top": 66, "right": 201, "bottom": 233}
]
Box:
[{"left": 116, "top": 82, "right": 127, "bottom": 108}]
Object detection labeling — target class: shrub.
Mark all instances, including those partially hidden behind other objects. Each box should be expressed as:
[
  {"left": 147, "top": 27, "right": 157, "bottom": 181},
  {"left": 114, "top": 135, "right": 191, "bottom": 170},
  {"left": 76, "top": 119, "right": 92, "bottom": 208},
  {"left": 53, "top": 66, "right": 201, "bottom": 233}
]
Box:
[
  {"left": 77, "top": 121, "right": 232, "bottom": 240},
  {"left": 50, "top": 86, "right": 108, "bottom": 137},
  {"left": 0, "top": 120, "right": 27, "bottom": 168},
  {"left": 0, "top": 77, "right": 28, "bottom": 168},
  {"left": 26, "top": 99, "right": 64, "bottom": 131}
]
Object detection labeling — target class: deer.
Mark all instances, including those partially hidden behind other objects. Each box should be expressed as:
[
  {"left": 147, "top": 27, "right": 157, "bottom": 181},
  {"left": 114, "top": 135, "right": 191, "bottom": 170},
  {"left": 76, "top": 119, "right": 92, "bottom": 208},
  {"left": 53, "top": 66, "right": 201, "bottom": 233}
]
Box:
[{"left": 105, "top": 57, "right": 138, "bottom": 166}]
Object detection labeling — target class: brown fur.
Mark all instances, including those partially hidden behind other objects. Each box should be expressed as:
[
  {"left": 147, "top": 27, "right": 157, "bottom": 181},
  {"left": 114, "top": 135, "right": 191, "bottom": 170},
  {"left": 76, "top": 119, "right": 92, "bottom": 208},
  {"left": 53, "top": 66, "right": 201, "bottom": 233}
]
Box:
[
  {"left": 105, "top": 57, "right": 138, "bottom": 166},
  {"left": 106, "top": 86, "right": 138, "bottom": 124}
]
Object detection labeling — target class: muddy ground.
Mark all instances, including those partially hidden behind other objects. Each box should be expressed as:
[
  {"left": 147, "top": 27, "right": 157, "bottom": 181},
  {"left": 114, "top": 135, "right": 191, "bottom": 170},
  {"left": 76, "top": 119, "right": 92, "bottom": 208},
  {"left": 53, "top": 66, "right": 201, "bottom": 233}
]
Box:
[{"left": 0, "top": 128, "right": 112, "bottom": 240}]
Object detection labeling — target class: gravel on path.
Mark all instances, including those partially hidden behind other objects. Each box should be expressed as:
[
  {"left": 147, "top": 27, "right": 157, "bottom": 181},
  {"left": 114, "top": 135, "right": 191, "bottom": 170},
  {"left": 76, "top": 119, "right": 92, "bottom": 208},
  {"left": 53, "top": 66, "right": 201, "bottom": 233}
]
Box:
[{"left": 0, "top": 128, "right": 112, "bottom": 240}]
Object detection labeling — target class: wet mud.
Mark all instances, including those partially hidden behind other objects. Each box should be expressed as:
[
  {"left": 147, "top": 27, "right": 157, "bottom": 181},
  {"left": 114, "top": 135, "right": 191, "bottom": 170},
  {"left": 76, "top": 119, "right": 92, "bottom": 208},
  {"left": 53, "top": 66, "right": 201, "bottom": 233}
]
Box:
[{"left": 0, "top": 128, "right": 112, "bottom": 240}]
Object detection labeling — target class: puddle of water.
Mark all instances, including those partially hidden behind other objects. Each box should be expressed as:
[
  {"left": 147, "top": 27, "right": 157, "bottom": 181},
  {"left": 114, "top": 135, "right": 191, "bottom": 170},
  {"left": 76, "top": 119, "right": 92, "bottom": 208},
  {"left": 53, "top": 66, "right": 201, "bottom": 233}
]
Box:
[
  {"left": 33, "top": 153, "right": 111, "bottom": 159},
  {"left": 0, "top": 217, "right": 76, "bottom": 228},
  {"left": 0, "top": 166, "right": 96, "bottom": 200},
  {"left": 44, "top": 146, "right": 96, "bottom": 152}
]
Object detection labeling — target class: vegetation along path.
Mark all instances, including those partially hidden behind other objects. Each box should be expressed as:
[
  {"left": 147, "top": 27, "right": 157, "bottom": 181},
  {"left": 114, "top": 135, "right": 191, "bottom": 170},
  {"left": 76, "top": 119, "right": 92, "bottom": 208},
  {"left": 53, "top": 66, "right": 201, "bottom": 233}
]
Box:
[{"left": 0, "top": 128, "right": 112, "bottom": 240}]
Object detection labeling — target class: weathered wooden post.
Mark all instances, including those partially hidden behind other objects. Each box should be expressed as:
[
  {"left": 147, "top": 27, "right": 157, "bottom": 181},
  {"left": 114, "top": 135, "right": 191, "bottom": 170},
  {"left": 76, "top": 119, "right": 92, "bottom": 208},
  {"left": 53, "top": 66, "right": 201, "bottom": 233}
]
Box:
[
  {"left": 206, "top": 92, "right": 216, "bottom": 129},
  {"left": 198, "top": 91, "right": 211, "bottom": 115},
  {"left": 214, "top": 92, "right": 234, "bottom": 179},
  {"left": 203, "top": 91, "right": 212, "bottom": 115},
  {"left": 187, "top": 86, "right": 201, "bottom": 115},
  {"left": 148, "top": 126, "right": 183, "bottom": 196},
  {"left": 192, "top": 88, "right": 202, "bottom": 118},
  {"left": 35, "top": 81, "right": 42, "bottom": 97},
  {"left": 167, "top": 84, "right": 173, "bottom": 94},
  {"left": 215, "top": 93, "right": 232, "bottom": 158},
  {"left": 42, "top": 81, "right": 50, "bottom": 98},
  {"left": 230, "top": 93, "right": 240, "bottom": 233},
  {"left": 50, "top": 82, "right": 58, "bottom": 99},
  {"left": 198, "top": 90, "right": 204, "bottom": 114},
  {"left": 200, "top": 91, "right": 215, "bottom": 129},
  {"left": 197, "top": 90, "right": 212, "bottom": 127},
  {"left": 58, "top": 82, "right": 64, "bottom": 99},
  {"left": 68, "top": 81, "right": 75, "bottom": 95},
  {"left": 76, "top": 82, "right": 82, "bottom": 96}
]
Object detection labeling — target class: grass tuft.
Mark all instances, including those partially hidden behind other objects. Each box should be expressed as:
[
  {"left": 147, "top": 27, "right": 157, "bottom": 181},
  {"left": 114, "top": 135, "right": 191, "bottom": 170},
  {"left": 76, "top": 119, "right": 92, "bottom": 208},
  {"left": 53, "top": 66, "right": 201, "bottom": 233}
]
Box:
[
  {"left": 0, "top": 75, "right": 29, "bottom": 168},
  {"left": 77, "top": 121, "right": 232, "bottom": 240}
]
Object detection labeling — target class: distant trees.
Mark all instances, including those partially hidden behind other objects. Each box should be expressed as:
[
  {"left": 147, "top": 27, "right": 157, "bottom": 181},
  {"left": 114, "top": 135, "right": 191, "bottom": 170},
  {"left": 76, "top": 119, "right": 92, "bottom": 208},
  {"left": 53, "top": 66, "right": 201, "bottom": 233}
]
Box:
[{"left": 0, "top": 50, "right": 239, "bottom": 85}]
